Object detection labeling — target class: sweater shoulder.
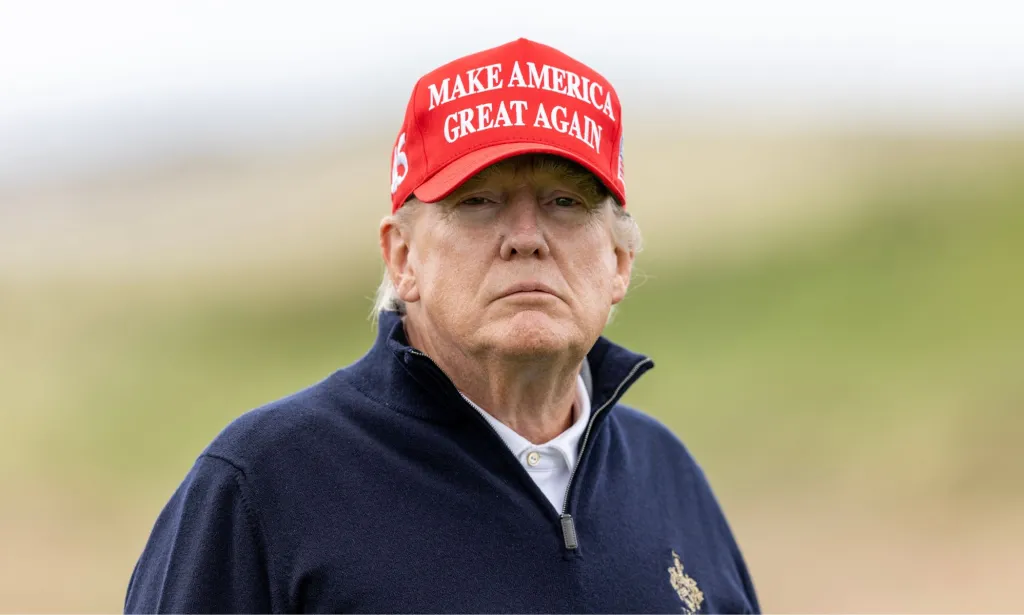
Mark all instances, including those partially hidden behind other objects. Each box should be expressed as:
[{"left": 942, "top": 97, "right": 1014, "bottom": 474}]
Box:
[
  {"left": 200, "top": 370, "right": 364, "bottom": 473},
  {"left": 611, "top": 404, "right": 695, "bottom": 458},
  {"left": 608, "top": 403, "right": 716, "bottom": 489}
]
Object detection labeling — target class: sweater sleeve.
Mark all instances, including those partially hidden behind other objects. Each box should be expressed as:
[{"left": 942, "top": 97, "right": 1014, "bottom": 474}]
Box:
[
  {"left": 124, "top": 454, "right": 274, "bottom": 614},
  {"left": 711, "top": 483, "right": 760, "bottom": 614},
  {"left": 690, "top": 460, "right": 762, "bottom": 614},
  {"left": 727, "top": 526, "right": 761, "bottom": 614}
]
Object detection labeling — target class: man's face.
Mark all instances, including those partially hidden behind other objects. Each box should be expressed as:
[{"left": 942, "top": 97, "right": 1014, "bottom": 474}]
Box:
[{"left": 385, "top": 155, "right": 633, "bottom": 361}]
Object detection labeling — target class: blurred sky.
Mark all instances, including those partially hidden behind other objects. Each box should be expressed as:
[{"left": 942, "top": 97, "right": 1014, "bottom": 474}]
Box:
[{"left": 2, "top": 0, "right": 1023, "bottom": 185}]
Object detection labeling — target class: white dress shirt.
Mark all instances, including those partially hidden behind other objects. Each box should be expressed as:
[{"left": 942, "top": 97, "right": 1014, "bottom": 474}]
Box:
[{"left": 459, "top": 375, "right": 592, "bottom": 513}]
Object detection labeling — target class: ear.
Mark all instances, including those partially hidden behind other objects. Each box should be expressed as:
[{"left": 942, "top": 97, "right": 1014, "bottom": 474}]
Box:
[
  {"left": 379, "top": 214, "right": 421, "bottom": 303},
  {"left": 610, "top": 245, "right": 634, "bottom": 305}
]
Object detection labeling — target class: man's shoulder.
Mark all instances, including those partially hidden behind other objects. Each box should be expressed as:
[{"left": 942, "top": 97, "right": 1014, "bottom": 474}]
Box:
[
  {"left": 612, "top": 403, "right": 690, "bottom": 451},
  {"left": 609, "top": 403, "right": 707, "bottom": 476},
  {"left": 199, "top": 369, "right": 368, "bottom": 473}
]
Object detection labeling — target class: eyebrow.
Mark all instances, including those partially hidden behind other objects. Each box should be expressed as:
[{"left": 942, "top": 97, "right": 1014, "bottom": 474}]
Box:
[{"left": 451, "top": 157, "right": 609, "bottom": 204}]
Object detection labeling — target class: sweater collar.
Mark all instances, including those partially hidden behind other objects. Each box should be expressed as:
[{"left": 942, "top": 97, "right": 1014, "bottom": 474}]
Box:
[{"left": 344, "top": 310, "right": 654, "bottom": 424}]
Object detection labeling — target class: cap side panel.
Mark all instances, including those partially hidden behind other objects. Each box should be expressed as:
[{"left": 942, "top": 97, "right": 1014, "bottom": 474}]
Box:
[{"left": 412, "top": 76, "right": 429, "bottom": 194}]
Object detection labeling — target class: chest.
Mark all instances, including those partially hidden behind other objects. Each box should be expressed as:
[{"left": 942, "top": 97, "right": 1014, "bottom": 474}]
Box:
[{"left": 265, "top": 431, "right": 752, "bottom": 613}]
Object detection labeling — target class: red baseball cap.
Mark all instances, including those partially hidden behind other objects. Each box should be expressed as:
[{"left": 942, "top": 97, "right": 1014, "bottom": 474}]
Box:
[{"left": 389, "top": 38, "right": 626, "bottom": 213}]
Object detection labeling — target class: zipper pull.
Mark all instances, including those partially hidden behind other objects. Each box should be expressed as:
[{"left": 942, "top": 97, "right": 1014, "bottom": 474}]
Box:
[{"left": 560, "top": 513, "right": 578, "bottom": 550}]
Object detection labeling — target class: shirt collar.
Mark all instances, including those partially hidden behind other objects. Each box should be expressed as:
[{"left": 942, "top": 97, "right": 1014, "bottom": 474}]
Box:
[{"left": 459, "top": 375, "right": 592, "bottom": 468}]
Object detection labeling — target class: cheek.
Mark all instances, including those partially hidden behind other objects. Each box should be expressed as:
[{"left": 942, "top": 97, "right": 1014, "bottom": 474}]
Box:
[
  {"left": 416, "top": 226, "right": 490, "bottom": 304},
  {"left": 563, "top": 233, "right": 619, "bottom": 297},
  {"left": 588, "top": 256, "right": 618, "bottom": 297}
]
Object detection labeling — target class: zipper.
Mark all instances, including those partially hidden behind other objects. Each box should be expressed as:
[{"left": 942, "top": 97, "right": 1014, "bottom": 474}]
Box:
[
  {"left": 558, "top": 357, "right": 653, "bottom": 550},
  {"left": 407, "top": 348, "right": 653, "bottom": 552}
]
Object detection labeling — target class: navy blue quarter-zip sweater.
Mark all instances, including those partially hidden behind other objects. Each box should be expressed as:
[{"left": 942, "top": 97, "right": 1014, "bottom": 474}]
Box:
[{"left": 125, "top": 311, "right": 759, "bottom": 614}]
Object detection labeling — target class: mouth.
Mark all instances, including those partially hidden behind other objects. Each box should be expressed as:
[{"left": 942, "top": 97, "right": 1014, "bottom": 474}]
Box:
[{"left": 499, "top": 282, "right": 560, "bottom": 300}]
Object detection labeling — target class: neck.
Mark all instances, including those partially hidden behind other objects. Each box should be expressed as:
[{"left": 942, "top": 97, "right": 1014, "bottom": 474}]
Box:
[{"left": 403, "top": 316, "right": 582, "bottom": 444}]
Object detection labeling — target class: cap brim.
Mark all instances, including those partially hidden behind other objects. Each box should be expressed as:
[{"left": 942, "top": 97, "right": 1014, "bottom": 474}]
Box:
[{"left": 413, "top": 142, "right": 624, "bottom": 205}]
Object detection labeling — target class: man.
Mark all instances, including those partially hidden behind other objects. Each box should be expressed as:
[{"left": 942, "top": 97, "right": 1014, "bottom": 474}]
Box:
[{"left": 125, "top": 38, "right": 759, "bottom": 614}]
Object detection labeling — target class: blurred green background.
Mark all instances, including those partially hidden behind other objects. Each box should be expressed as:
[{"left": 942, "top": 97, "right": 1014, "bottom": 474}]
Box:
[
  {"left": 3, "top": 3, "right": 1024, "bottom": 612},
  {"left": 2, "top": 132, "right": 1021, "bottom": 611}
]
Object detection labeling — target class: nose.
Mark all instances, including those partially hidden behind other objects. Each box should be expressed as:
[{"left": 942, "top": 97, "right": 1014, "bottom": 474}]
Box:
[{"left": 499, "top": 194, "right": 550, "bottom": 260}]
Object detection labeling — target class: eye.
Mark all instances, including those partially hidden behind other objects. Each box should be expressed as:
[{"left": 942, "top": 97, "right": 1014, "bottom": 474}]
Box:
[
  {"left": 552, "top": 196, "right": 583, "bottom": 208},
  {"left": 458, "top": 196, "right": 496, "bottom": 206}
]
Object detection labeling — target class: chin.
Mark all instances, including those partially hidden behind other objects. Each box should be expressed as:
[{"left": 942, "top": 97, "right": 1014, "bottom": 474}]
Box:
[{"left": 487, "top": 310, "right": 573, "bottom": 358}]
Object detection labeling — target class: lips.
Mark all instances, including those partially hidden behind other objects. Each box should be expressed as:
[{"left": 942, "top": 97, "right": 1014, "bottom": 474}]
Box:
[{"left": 499, "top": 281, "right": 560, "bottom": 300}]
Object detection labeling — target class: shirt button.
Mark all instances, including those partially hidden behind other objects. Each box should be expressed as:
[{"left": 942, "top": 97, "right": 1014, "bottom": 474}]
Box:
[{"left": 526, "top": 451, "right": 541, "bottom": 467}]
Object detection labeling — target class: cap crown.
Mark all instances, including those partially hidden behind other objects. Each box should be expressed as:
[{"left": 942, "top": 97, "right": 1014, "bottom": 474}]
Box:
[{"left": 389, "top": 38, "right": 626, "bottom": 212}]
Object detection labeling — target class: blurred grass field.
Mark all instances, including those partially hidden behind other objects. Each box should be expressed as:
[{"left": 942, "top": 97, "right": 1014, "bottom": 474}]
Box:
[{"left": 1, "top": 132, "right": 1022, "bottom": 611}]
